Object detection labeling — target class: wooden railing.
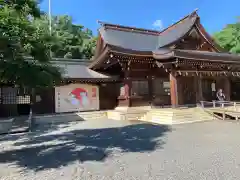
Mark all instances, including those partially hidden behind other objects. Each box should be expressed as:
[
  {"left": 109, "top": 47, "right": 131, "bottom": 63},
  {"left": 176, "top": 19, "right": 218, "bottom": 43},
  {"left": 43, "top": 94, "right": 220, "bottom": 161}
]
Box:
[
  {"left": 200, "top": 101, "right": 240, "bottom": 109},
  {"left": 152, "top": 103, "right": 197, "bottom": 109},
  {"left": 200, "top": 101, "right": 240, "bottom": 120}
]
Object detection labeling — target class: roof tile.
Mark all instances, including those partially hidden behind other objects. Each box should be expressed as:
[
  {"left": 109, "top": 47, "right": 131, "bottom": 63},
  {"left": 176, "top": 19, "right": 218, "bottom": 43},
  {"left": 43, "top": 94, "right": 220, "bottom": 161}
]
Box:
[{"left": 99, "top": 15, "right": 197, "bottom": 51}]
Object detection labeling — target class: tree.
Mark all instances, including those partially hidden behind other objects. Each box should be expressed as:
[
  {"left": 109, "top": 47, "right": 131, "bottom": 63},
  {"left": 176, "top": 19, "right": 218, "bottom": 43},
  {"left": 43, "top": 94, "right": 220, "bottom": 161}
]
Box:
[
  {"left": 0, "top": 0, "right": 62, "bottom": 89},
  {"left": 82, "top": 36, "right": 97, "bottom": 59},
  {"left": 35, "top": 15, "right": 97, "bottom": 59},
  {"left": 213, "top": 18, "right": 240, "bottom": 54}
]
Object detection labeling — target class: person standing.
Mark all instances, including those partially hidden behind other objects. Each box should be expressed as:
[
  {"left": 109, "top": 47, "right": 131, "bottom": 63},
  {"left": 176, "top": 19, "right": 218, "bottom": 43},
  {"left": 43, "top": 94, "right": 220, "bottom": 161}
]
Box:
[{"left": 216, "top": 89, "right": 225, "bottom": 101}]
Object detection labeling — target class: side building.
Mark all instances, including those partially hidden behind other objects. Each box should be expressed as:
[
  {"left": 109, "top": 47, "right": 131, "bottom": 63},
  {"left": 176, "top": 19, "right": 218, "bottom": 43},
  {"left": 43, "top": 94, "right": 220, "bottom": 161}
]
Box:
[{"left": 0, "top": 58, "right": 119, "bottom": 117}]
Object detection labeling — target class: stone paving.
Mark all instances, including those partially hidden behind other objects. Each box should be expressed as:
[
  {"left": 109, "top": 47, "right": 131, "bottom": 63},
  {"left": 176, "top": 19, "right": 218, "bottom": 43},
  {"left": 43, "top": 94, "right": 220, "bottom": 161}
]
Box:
[{"left": 0, "top": 119, "right": 240, "bottom": 180}]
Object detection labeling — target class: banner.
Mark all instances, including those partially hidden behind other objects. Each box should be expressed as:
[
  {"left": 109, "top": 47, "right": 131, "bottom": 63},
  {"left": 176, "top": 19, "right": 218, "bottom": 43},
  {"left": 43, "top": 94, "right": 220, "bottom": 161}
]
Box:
[{"left": 55, "top": 83, "right": 99, "bottom": 113}]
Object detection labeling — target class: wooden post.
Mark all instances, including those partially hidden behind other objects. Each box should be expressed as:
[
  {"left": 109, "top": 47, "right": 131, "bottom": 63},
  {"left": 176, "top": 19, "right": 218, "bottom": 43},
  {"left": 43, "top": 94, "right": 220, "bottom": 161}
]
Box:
[
  {"left": 224, "top": 78, "right": 231, "bottom": 101},
  {"left": 29, "top": 88, "right": 35, "bottom": 131},
  {"left": 170, "top": 71, "right": 178, "bottom": 107},
  {"left": 222, "top": 111, "right": 225, "bottom": 120},
  {"left": 148, "top": 76, "right": 153, "bottom": 106},
  {"left": 195, "top": 76, "right": 203, "bottom": 103},
  {"left": 235, "top": 116, "right": 238, "bottom": 121},
  {"left": 213, "top": 101, "right": 216, "bottom": 108},
  {"left": 221, "top": 103, "right": 224, "bottom": 108}
]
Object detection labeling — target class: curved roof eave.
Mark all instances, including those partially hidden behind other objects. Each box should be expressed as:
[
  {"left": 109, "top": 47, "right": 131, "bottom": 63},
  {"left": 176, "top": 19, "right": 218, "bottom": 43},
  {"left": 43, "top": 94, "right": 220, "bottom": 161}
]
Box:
[
  {"left": 88, "top": 45, "right": 109, "bottom": 69},
  {"left": 107, "top": 44, "right": 153, "bottom": 57},
  {"left": 152, "top": 48, "right": 175, "bottom": 60},
  {"left": 156, "top": 16, "right": 198, "bottom": 49}
]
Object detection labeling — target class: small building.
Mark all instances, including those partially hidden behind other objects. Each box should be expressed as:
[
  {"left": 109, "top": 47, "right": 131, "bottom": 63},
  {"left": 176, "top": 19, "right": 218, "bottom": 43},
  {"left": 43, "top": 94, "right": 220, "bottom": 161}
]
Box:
[
  {"left": 33, "top": 59, "right": 119, "bottom": 114},
  {"left": 0, "top": 59, "right": 119, "bottom": 117},
  {"left": 89, "top": 10, "right": 240, "bottom": 109}
]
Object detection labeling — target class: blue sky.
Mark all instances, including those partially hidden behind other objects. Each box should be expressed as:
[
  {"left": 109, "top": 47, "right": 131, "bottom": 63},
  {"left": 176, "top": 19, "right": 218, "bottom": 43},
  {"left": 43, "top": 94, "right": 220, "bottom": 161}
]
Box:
[{"left": 40, "top": 0, "right": 239, "bottom": 35}]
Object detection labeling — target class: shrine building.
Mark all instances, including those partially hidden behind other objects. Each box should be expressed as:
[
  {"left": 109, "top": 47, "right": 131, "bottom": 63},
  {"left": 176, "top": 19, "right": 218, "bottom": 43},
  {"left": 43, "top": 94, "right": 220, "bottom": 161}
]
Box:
[
  {"left": 88, "top": 10, "right": 240, "bottom": 109},
  {"left": 3, "top": 10, "right": 240, "bottom": 118}
]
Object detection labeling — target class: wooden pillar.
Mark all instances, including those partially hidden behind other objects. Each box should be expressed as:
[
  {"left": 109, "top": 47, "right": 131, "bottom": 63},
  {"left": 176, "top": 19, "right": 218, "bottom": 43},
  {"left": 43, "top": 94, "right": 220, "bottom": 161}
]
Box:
[
  {"left": 195, "top": 76, "right": 203, "bottom": 102},
  {"left": 148, "top": 63, "right": 154, "bottom": 106},
  {"left": 224, "top": 77, "right": 231, "bottom": 101},
  {"left": 170, "top": 72, "right": 178, "bottom": 107},
  {"left": 148, "top": 76, "right": 153, "bottom": 105}
]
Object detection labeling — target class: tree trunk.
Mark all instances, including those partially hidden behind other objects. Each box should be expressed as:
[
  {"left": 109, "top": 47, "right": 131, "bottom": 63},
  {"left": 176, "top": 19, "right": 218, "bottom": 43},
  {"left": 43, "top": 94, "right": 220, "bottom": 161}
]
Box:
[{"left": 29, "top": 88, "right": 35, "bottom": 131}]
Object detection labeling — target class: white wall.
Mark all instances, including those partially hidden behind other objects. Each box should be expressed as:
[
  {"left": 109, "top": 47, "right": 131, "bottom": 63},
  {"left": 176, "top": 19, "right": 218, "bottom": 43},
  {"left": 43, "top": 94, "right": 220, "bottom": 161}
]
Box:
[{"left": 55, "top": 83, "right": 99, "bottom": 113}]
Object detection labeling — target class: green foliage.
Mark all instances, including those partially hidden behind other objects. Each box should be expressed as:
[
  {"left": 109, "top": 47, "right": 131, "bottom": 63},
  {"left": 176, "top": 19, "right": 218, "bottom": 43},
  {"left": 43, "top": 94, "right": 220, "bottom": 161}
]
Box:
[
  {"left": 36, "top": 15, "right": 97, "bottom": 59},
  {"left": 0, "top": 0, "right": 97, "bottom": 89},
  {"left": 213, "top": 18, "right": 240, "bottom": 54},
  {"left": 0, "top": 0, "right": 62, "bottom": 88}
]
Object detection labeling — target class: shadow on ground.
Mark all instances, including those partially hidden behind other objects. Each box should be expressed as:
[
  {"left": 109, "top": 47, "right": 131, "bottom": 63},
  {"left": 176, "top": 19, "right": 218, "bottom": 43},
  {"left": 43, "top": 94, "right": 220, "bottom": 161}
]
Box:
[
  {"left": 0, "top": 120, "right": 75, "bottom": 143},
  {"left": 0, "top": 122, "right": 171, "bottom": 171}
]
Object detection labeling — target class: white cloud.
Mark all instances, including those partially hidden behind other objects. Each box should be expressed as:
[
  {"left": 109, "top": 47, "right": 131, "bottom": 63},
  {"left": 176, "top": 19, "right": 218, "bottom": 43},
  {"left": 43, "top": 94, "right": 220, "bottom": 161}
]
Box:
[{"left": 152, "top": 19, "right": 163, "bottom": 30}]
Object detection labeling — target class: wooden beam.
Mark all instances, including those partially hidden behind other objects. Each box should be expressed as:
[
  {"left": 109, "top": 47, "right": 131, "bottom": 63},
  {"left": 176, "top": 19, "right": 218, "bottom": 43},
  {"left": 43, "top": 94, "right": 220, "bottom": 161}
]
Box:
[
  {"left": 177, "top": 70, "right": 240, "bottom": 73},
  {"left": 170, "top": 71, "right": 178, "bottom": 107},
  {"left": 103, "top": 59, "right": 119, "bottom": 69}
]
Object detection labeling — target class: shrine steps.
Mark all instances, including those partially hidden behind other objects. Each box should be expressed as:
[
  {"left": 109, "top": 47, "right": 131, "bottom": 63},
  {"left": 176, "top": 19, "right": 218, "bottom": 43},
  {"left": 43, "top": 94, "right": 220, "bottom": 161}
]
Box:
[
  {"left": 141, "top": 107, "right": 213, "bottom": 124},
  {"left": 107, "top": 107, "right": 214, "bottom": 125},
  {"left": 35, "top": 107, "right": 213, "bottom": 125},
  {"left": 107, "top": 109, "right": 148, "bottom": 121}
]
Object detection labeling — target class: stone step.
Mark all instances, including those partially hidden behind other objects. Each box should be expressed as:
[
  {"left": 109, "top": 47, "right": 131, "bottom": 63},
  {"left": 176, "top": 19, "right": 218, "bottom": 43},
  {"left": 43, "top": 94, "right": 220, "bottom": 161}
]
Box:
[
  {"left": 126, "top": 113, "right": 146, "bottom": 121},
  {"left": 77, "top": 112, "right": 107, "bottom": 118},
  {"left": 147, "top": 107, "right": 214, "bottom": 124},
  {"left": 107, "top": 107, "right": 214, "bottom": 125}
]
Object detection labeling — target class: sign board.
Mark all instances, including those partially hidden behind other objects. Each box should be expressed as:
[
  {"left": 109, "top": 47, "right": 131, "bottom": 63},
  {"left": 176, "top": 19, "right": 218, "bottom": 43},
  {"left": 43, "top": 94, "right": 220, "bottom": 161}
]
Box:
[
  {"left": 163, "top": 81, "right": 170, "bottom": 88},
  {"left": 55, "top": 83, "right": 99, "bottom": 113}
]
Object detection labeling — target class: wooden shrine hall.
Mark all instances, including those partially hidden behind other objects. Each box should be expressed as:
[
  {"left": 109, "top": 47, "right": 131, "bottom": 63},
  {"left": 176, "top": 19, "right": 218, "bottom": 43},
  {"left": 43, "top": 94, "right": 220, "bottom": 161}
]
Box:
[{"left": 89, "top": 10, "right": 240, "bottom": 108}]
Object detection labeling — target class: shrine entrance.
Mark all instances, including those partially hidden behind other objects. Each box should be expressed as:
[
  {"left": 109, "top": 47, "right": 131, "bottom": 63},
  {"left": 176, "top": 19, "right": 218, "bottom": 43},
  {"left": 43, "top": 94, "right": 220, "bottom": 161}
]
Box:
[
  {"left": 131, "top": 80, "right": 150, "bottom": 107},
  {"left": 181, "top": 77, "right": 196, "bottom": 105},
  {"left": 202, "top": 79, "right": 216, "bottom": 101}
]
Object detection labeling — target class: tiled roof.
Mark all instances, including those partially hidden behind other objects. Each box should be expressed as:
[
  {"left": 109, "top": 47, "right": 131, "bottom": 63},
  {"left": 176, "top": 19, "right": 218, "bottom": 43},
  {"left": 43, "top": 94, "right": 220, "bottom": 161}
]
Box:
[
  {"left": 153, "top": 49, "right": 240, "bottom": 63},
  {"left": 174, "top": 50, "right": 240, "bottom": 63},
  {"left": 52, "top": 61, "right": 116, "bottom": 80},
  {"left": 99, "top": 14, "right": 197, "bottom": 51},
  {"left": 25, "top": 57, "right": 115, "bottom": 80}
]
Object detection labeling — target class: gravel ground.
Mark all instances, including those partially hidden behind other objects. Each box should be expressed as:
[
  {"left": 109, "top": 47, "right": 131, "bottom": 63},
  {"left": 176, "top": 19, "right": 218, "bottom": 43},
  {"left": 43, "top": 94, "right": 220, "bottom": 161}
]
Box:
[{"left": 0, "top": 119, "right": 240, "bottom": 180}]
